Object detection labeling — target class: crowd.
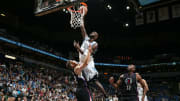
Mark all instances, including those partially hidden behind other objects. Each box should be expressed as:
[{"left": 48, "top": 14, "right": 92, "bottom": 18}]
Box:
[
  {"left": 0, "top": 58, "right": 179, "bottom": 101},
  {"left": 0, "top": 58, "right": 123, "bottom": 101},
  {"left": 0, "top": 60, "right": 77, "bottom": 101}
]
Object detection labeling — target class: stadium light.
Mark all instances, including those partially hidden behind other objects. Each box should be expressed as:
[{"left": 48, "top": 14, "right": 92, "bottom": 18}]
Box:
[
  {"left": 5, "top": 55, "right": 16, "bottom": 60},
  {"left": 126, "top": 6, "right": 130, "bottom": 10},
  {"left": 63, "top": 9, "right": 66, "bottom": 12},
  {"left": 0, "top": 13, "right": 6, "bottom": 17},
  {"left": 125, "top": 23, "right": 129, "bottom": 27},
  {"left": 107, "top": 4, "right": 112, "bottom": 10},
  {"left": 65, "top": 11, "right": 69, "bottom": 13}
]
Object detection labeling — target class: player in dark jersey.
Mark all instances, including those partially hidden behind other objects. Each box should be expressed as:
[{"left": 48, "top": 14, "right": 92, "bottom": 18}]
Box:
[
  {"left": 66, "top": 45, "right": 92, "bottom": 101},
  {"left": 109, "top": 65, "right": 148, "bottom": 101}
]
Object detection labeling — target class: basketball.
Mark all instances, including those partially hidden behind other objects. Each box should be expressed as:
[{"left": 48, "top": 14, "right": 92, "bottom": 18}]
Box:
[{"left": 80, "top": 6, "right": 88, "bottom": 16}]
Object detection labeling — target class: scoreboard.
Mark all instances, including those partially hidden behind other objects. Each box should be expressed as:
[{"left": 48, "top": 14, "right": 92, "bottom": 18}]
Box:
[{"left": 35, "top": 0, "right": 86, "bottom": 16}]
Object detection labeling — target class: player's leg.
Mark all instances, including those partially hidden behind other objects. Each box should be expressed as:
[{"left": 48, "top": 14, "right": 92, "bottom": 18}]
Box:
[
  {"left": 88, "top": 74, "right": 108, "bottom": 98},
  {"left": 94, "top": 80, "right": 108, "bottom": 98}
]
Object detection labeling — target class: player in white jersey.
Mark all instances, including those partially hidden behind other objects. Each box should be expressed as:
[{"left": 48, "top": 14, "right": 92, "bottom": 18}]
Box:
[
  {"left": 75, "top": 34, "right": 98, "bottom": 81},
  {"left": 137, "top": 79, "right": 149, "bottom": 101},
  {"left": 74, "top": 20, "right": 108, "bottom": 98}
]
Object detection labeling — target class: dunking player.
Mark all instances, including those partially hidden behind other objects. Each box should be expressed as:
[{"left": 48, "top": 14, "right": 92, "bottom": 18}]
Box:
[
  {"left": 66, "top": 45, "right": 92, "bottom": 101},
  {"left": 73, "top": 19, "right": 108, "bottom": 98},
  {"left": 109, "top": 65, "right": 148, "bottom": 101},
  {"left": 137, "top": 79, "right": 149, "bottom": 101}
]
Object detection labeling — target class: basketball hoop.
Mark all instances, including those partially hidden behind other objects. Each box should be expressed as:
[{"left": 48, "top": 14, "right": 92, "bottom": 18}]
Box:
[{"left": 67, "top": 2, "right": 87, "bottom": 29}]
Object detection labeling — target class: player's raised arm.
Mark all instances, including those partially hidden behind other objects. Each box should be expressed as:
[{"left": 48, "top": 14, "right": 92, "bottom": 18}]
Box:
[
  {"left": 74, "top": 41, "right": 84, "bottom": 54},
  {"left": 80, "top": 20, "right": 88, "bottom": 39},
  {"left": 136, "top": 73, "right": 148, "bottom": 101}
]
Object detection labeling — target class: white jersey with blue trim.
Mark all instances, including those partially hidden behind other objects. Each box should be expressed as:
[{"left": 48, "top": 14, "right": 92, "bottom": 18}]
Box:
[{"left": 79, "top": 36, "right": 98, "bottom": 81}]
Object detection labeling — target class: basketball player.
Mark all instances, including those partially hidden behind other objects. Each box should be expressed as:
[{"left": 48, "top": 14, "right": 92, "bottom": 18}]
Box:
[
  {"left": 66, "top": 45, "right": 92, "bottom": 101},
  {"left": 137, "top": 79, "right": 149, "bottom": 101},
  {"left": 73, "top": 19, "right": 108, "bottom": 98},
  {"left": 109, "top": 65, "right": 148, "bottom": 101}
]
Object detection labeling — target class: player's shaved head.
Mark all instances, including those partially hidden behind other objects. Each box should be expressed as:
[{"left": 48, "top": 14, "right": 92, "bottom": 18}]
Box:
[
  {"left": 127, "top": 64, "right": 136, "bottom": 72},
  {"left": 90, "top": 31, "right": 99, "bottom": 41}
]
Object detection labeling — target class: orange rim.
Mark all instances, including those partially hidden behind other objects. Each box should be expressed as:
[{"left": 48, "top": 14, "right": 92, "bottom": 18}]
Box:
[{"left": 67, "top": 2, "right": 87, "bottom": 13}]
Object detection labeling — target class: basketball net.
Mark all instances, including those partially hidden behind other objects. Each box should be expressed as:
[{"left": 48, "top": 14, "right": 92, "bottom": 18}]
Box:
[{"left": 68, "top": 3, "right": 86, "bottom": 29}]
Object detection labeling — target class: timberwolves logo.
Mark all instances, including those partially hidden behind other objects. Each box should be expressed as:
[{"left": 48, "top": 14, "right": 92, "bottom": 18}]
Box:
[{"left": 125, "top": 78, "right": 132, "bottom": 91}]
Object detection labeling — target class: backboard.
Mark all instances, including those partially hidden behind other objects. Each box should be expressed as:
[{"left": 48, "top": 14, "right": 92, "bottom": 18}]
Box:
[{"left": 35, "top": 0, "right": 87, "bottom": 16}]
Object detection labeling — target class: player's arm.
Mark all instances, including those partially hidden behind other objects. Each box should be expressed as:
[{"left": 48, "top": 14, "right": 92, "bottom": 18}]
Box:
[
  {"left": 91, "top": 43, "right": 98, "bottom": 55},
  {"left": 143, "top": 79, "right": 149, "bottom": 91},
  {"left": 74, "top": 41, "right": 84, "bottom": 54},
  {"left": 136, "top": 73, "right": 148, "bottom": 101},
  {"left": 80, "top": 22, "right": 88, "bottom": 39},
  {"left": 74, "top": 46, "right": 92, "bottom": 75},
  {"left": 109, "top": 75, "right": 123, "bottom": 89}
]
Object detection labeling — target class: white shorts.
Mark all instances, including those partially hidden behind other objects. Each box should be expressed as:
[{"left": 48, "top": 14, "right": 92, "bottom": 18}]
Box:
[{"left": 138, "top": 96, "right": 148, "bottom": 101}]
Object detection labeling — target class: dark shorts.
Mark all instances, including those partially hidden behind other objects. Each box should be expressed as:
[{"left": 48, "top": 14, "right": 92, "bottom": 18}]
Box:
[
  {"left": 119, "top": 96, "right": 138, "bottom": 101},
  {"left": 76, "top": 87, "right": 92, "bottom": 101}
]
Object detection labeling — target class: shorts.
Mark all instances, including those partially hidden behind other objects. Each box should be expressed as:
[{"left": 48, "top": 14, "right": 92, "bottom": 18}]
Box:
[
  {"left": 76, "top": 87, "right": 92, "bottom": 101},
  {"left": 138, "top": 96, "right": 148, "bottom": 101},
  {"left": 88, "top": 74, "right": 99, "bottom": 83},
  {"left": 119, "top": 96, "right": 138, "bottom": 101}
]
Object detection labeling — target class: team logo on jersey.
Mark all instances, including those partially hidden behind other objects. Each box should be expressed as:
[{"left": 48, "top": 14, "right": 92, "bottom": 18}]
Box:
[{"left": 125, "top": 78, "right": 132, "bottom": 91}]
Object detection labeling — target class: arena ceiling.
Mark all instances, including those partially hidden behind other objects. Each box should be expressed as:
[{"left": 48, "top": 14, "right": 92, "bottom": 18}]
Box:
[{"left": 0, "top": 0, "right": 180, "bottom": 60}]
